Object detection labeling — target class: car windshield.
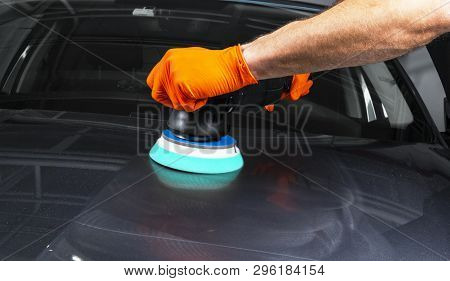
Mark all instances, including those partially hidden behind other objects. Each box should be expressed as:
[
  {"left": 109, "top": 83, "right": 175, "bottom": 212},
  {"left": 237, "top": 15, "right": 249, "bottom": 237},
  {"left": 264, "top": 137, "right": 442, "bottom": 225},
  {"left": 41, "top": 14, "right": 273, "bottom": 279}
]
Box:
[{"left": 0, "top": 0, "right": 436, "bottom": 143}]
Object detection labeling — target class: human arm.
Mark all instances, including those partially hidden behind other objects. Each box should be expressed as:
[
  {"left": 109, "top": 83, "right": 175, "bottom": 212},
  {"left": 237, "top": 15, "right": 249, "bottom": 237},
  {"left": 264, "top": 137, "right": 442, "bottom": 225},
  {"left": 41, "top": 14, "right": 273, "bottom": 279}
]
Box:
[
  {"left": 147, "top": 0, "right": 450, "bottom": 111},
  {"left": 242, "top": 0, "right": 450, "bottom": 79}
]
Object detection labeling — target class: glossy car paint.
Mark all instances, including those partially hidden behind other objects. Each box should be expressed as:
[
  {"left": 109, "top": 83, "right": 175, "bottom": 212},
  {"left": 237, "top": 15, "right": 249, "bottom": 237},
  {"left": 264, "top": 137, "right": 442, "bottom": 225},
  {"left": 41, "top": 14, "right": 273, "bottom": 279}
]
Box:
[
  {"left": 0, "top": 110, "right": 449, "bottom": 260},
  {"left": 0, "top": 0, "right": 449, "bottom": 261}
]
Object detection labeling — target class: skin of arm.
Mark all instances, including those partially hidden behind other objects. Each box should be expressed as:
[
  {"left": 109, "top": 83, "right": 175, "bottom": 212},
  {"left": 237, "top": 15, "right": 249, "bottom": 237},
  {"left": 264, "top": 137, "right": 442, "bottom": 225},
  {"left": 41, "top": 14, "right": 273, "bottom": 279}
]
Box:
[{"left": 242, "top": 0, "right": 450, "bottom": 80}]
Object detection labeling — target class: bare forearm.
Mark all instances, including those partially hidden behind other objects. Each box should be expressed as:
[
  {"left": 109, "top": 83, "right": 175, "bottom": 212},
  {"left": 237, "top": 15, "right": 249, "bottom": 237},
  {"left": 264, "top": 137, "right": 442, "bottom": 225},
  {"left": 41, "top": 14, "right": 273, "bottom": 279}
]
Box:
[{"left": 242, "top": 0, "right": 450, "bottom": 80}]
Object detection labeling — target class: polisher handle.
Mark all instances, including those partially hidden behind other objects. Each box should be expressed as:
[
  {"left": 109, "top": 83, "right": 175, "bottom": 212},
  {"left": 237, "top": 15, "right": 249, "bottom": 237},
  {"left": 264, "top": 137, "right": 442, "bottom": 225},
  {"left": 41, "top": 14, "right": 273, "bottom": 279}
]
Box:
[{"left": 167, "top": 76, "right": 293, "bottom": 141}]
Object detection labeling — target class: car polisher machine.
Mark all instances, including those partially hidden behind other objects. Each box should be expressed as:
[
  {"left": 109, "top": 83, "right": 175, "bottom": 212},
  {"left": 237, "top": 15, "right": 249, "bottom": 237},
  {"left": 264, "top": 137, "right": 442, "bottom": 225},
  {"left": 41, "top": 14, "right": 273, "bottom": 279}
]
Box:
[{"left": 149, "top": 76, "right": 293, "bottom": 174}]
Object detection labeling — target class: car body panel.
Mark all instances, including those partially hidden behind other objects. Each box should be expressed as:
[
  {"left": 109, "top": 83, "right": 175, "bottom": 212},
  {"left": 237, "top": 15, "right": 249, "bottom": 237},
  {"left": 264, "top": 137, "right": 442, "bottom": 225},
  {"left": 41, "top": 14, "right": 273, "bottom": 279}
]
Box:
[{"left": 1, "top": 110, "right": 449, "bottom": 260}]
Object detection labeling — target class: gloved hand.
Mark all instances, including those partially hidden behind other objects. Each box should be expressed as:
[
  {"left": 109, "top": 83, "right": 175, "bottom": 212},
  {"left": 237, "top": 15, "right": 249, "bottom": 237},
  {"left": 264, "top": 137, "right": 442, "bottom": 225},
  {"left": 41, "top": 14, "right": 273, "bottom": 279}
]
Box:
[
  {"left": 147, "top": 45, "right": 257, "bottom": 112},
  {"left": 264, "top": 74, "right": 313, "bottom": 112}
]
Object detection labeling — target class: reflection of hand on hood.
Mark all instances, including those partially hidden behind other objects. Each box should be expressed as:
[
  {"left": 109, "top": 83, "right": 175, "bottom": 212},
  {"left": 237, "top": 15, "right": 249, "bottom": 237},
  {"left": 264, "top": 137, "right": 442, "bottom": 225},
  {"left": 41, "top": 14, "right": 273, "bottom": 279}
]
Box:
[{"left": 252, "top": 162, "right": 299, "bottom": 211}]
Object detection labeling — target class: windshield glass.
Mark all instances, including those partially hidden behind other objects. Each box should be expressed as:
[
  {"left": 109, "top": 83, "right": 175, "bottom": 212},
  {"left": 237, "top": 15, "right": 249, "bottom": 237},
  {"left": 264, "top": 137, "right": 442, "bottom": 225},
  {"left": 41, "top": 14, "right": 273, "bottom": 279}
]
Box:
[{"left": 0, "top": 0, "right": 435, "bottom": 143}]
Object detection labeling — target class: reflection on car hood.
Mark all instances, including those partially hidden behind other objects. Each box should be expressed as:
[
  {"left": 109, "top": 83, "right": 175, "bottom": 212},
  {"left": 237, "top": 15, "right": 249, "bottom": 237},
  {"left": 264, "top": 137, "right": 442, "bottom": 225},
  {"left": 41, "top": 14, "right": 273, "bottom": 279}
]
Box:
[{"left": 0, "top": 111, "right": 449, "bottom": 261}]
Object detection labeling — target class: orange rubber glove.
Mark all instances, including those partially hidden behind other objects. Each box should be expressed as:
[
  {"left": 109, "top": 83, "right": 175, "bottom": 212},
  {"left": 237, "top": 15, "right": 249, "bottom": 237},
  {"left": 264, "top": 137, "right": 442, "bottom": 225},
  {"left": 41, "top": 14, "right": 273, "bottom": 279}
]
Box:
[
  {"left": 147, "top": 45, "right": 257, "bottom": 112},
  {"left": 264, "top": 74, "right": 313, "bottom": 112}
]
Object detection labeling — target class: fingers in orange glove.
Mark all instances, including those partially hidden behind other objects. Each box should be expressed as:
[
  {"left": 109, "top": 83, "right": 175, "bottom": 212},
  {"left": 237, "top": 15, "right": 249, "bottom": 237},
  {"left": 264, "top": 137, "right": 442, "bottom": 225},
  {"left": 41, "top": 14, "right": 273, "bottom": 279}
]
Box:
[
  {"left": 283, "top": 73, "right": 313, "bottom": 102},
  {"left": 264, "top": 73, "right": 313, "bottom": 111},
  {"left": 147, "top": 61, "right": 173, "bottom": 108},
  {"left": 265, "top": 104, "right": 275, "bottom": 112},
  {"left": 147, "top": 45, "right": 257, "bottom": 112}
]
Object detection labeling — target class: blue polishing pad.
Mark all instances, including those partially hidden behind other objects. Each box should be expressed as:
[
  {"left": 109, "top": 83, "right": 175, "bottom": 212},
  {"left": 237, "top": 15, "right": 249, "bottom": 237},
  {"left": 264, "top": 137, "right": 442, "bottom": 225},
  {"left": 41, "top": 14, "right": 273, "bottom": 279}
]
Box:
[
  {"left": 149, "top": 130, "right": 243, "bottom": 174},
  {"left": 162, "top": 129, "right": 235, "bottom": 148}
]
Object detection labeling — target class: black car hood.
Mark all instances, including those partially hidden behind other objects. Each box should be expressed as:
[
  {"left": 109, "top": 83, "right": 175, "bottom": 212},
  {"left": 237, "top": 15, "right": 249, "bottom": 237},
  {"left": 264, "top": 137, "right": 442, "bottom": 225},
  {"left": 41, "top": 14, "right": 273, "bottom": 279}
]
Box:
[{"left": 1, "top": 110, "right": 449, "bottom": 261}]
